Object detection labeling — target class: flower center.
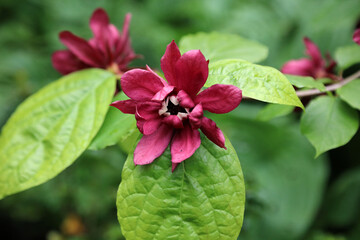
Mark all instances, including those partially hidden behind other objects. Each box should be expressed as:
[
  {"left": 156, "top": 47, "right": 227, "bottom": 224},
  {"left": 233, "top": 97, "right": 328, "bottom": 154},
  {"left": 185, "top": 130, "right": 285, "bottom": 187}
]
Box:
[{"left": 159, "top": 96, "right": 189, "bottom": 120}]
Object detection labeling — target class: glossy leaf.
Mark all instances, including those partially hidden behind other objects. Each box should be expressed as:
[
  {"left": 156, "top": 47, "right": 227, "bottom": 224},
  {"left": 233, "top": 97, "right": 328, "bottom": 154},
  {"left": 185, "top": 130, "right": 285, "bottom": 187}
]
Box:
[
  {"left": 179, "top": 32, "right": 268, "bottom": 63},
  {"left": 300, "top": 96, "right": 359, "bottom": 157},
  {"left": 286, "top": 75, "right": 326, "bottom": 91},
  {"left": 256, "top": 103, "right": 294, "bottom": 121},
  {"left": 117, "top": 134, "right": 245, "bottom": 240},
  {"left": 336, "top": 79, "right": 360, "bottom": 110},
  {"left": 335, "top": 44, "right": 360, "bottom": 69},
  {"left": 207, "top": 59, "right": 304, "bottom": 108},
  {"left": 0, "top": 69, "right": 116, "bottom": 199},
  {"left": 89, "top": 91, "right": 137, "bottom": 150}
]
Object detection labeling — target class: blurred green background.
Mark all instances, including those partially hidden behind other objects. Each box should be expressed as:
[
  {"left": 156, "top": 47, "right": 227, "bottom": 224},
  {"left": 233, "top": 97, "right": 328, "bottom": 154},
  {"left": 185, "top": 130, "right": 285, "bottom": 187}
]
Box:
[{"left": 0, "top": 0, "right": 360, "bottom": 239}]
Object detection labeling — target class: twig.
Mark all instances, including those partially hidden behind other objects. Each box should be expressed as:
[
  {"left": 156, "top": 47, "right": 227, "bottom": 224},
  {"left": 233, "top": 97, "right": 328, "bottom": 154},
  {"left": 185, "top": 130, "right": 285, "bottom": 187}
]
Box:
[{"left": 296, "top": 70, "right": 360, "bottom": 98}]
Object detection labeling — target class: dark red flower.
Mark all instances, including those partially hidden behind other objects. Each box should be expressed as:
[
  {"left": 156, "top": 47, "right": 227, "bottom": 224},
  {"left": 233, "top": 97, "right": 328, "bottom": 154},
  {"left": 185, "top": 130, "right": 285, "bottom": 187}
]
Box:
[
  {"left": 52, "top": 8, "right": 138, "bottom": 75},
  {"left": 111, "top": 41, "right": 242, "bottom": 171},
  {"left": 281, "top": 37, "right": 338, "bottom": 80},
  {"left": 353, "top": 28, "right": 360, "bottom": 45}
]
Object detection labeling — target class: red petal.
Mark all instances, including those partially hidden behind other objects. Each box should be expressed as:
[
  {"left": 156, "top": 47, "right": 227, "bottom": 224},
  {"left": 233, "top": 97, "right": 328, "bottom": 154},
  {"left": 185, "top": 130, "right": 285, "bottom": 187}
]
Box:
[
  {"left": 163, "top": 115, "right": 184, "bottom": 129},
  {"left": 136, "top": 101, "right": 161, "bottom": 120},
  {"left": 200, "top": 117, "right": 226, "bottom": 149},
  {"left": 52, "top": 50, "right": 89, "bottom": 75},
  {"left": 353, "top": 28, "right": 360, "bottom": 45},
  {"left": 110, "top": 99, "right": 136, "bottom": 114},
  {"left": 89, "top": 8, "right": 110, "bottom": 38},
  {"left": 174, "top": 50, "right": 209, "bottom": 97},
  {"left": 281, "top": 58, "right": 316, "bottom": 77},
  {"left": 172, "top": 163, "right": 179, "bottom": 172},
  {"left": 171, "top": 125, "right": 201, "bottom": 163},
  {"left": 152, "top": 86, "right": 174, "bottom": 101},
  {"left": 142, "top": 119, "right": 163, "bottom": 135},
  {"left": 59, "top": 31, "right": 103, "bottom": 67},
  {"left": 134, "top": 124, "right": 173, "bottom": 165},
  {"left": 121, "top": 69, "right": 165, "bottom": 101},
  {"left": 195, "top": 84, "right": 242, "bottom": 114},
  {"left": 177, "top": 90, "right": 194, "bottom": 108},
  {"left": 189, "top": 103, "right": 203, "bottom": 129},
  {"left": 304, "top": 37, "right": 323, "bottom": 67},
  {"left": 161, "top": 40, "right": 181, "bottom": 86}
]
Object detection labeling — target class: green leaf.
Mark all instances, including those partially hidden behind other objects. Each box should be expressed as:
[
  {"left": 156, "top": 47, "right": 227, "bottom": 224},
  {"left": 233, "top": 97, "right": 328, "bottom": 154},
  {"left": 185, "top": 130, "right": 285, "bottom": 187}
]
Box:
[
  {"left": 0, "top": 69, "right": 116, "bottom": 199},
  {"left": 207, "top": 59, "right": 304, "bottom": 108},
  {"left": 256, "top": 103, "right": 294, "bottom": 121},
  {"left": 300, "top": 96, "right": 359, "bottom": 157},
  {"left": 89, "top": 91, "right": 137, "bottom": 150},
  {"left": 335, "top": 44, "right": 360, "bottom": 69},
  {"left": 285, "top": 75, "right": 326, "bottom": 91},
  {"left": 179, "top": 32, "right": 268, "bottom": 63},
  {"left": 336, "top": 79, "right": 360, "bottom": 110},
  {"left": 117, "top": 134, "right": 245, "bottom": 240}
]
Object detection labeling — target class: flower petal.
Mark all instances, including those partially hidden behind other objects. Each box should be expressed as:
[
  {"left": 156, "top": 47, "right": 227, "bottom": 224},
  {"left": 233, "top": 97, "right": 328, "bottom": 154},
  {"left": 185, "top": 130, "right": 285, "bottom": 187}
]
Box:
[
  {"left": 177, "top": 90, "right": 195, "bottom": 108},
  {"left": 59, "top": 31, "right": 103, "bottom": 67},
  {"left": 89, "top": 8, "right": 110, "bottom": 39},
  {"left": 161, "top": 40, "right": 181, "bottom": 86},
  {"left": 152, "top": 86, "right": 174, "bottom": 101},
  {"left": 134, "top": 124, "right": 173, "bottom": 165},
  {"left": 200, "top": 117, "right": 226, "bottom": 149},
  {"left": 281, "top": 58, "right": 316, "bottom": 77},
  {"left": 136, "top": 101, "right": 161, "bottom": 120},
  {"left": 142, "top": 119, "right": 163, "bottom": 135},
  {"left": 195, "top": 84, "right": 242, "bottom": 114},
  {"left": 189, "top": 103, "right": 203, "bottom": 129},
  {"left": 110, "top": 99, "right": 136, "bottom": 114},
  {"left": 304, "top": 37, "right": 323, "bottom": 67},
  {"left": 174, "top": 50, "right": 209, "bottom": 98},
  {"left": 163, "top": 115, "right": 184, "bottom": 129},
  {"left": 353, "top": 28, "right": 360, "bottom": 45},
  {"left": 172, "top": 163, "right": 179, "bottom": 172},
  {"left": 121, "top": 69, "right": 165, "bottom": 101},
  {"left": 52, "top": 50, "right": 89, "bottom": 75},
  {"left": 171, "top": 125, "right": 201, "bottom": 163}
]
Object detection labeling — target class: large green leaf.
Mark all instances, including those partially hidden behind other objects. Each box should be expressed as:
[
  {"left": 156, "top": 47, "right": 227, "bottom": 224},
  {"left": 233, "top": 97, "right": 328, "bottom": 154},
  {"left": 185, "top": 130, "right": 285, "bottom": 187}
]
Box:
[
  {"left": 335, "top": 44, "right": 360, "bottom": 69},
  {"left": 285, "top": 75, "right": 326, "bottom": 91},
  {"left": 300, "top": 96, "right": 359, "bottom": 157},
  {"left": 0, "top": 69, "right": 116, "bottom": 199},
  {"left": 117, "top": 134, "right": 245, "bottom": 240},
  {"left": 336, "top": 79, "right": 360, "bottom": 110},
  {"left": 207, "top": 59, "right": 304, "bottom": 108},
  {"left": 89, "top": 91, "right": 137, "bottom": 150},
  {"left": 179, "top": 32, "right": 268, "bottom": 63}
]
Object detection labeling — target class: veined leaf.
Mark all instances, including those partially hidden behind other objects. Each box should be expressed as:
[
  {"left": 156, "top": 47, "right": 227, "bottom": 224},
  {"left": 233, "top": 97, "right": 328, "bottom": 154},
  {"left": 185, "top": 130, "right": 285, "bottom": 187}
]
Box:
[
  {"left": 207, "top": 59, "right": 304, "bottom": 109},
  {"left": 335, "top": 44, "right": 360, "bottom": 69},
  {"left": 179, "top": 32, "right": 268, "bottom": 63},
  {"left": 89, "top": 91, "right": 137, "bottom": 150},
  {"left": 285, "top": 75, "right": 326, "bottom": 91},
  {"left": 300, "top": 96, "right": 359, "bottom": 157},
  {"left": 336, "top": 79, "right": 360, "bottom": 110},
  {"left": 0, "top": 69, "right": 116, "bottom": 199},
  {"left": 117, "top": 134, "right": 245, "bottom": 240}
]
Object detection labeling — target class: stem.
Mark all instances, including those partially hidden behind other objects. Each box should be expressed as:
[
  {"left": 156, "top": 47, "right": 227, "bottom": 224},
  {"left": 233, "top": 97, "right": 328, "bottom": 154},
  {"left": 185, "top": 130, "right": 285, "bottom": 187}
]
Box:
[{"left": 296, "top": 70, "right": 360, "bottom": 98}]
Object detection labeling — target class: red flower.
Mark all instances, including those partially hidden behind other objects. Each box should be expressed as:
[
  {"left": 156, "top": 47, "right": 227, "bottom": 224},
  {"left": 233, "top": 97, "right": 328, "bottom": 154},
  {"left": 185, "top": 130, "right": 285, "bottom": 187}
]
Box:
[
  {"left": 52, "top": 8, "right": 138, "bottom": 75},
  {"left": 353, "top": 28, "right": 360, "bottom": 45},
  {"left": 111, "top": 41, "right": 242, "bottom": 171},
  {"left": 281, "top": 37, "right": 338, "bottom": 80}
]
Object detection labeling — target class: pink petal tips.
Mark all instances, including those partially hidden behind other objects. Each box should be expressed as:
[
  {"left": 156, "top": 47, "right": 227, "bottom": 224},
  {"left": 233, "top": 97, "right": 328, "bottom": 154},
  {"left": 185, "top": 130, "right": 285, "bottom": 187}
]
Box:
[
  {"left": 353, "top": 28, "right": 360, "bottom": 45},
  {"left": 281, "top": 37, "right": 338, "bottom": 80},
  {"left": 52, "top": 8, "right": 139, "bottom": 76},
  {"left": 111, "top": 40, "right": 242, "bottom": 171}
]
